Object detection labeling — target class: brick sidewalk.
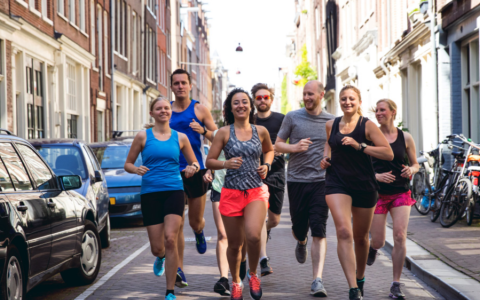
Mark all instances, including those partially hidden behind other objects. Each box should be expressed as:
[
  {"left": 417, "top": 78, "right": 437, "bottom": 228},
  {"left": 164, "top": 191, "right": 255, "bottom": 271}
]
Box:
[
  {"left": 80, "top": 194, "right": 444, "bottom": 300},
  {"left": 390, "top": 208, "right": 480, "bottom": 282}
]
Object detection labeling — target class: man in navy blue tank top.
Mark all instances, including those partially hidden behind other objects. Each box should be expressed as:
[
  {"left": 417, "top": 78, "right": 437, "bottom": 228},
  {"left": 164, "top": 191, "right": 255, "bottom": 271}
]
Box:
[{"left": 169, "top": 69, "right": 218, "bottom": 287}]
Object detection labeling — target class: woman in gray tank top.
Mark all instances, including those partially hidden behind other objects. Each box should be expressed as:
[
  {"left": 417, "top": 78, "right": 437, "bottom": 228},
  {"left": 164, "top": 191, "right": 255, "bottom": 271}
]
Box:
[{"left": 206, "top": 88, "right": 274, "bottom": 300}]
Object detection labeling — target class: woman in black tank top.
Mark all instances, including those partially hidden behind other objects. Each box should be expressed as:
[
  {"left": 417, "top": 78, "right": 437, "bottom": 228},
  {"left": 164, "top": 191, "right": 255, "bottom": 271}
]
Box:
[
  {"left": 320, "top": 86, "right": 393, "bottom": 300},
  {"left": 368, "top": 100, "right": 420, "bottom": 299}
]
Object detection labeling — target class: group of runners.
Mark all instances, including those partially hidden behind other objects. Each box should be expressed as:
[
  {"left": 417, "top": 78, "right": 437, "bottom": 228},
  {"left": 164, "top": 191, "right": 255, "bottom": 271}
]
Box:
[{"left": 124, "top": 68, "right": 419, "bottom": 300}]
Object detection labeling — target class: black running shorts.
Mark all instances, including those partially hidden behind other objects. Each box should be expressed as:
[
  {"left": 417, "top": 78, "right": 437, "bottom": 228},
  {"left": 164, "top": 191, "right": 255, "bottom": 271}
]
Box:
[
  {"left": 140, "top": 190, "right": 185, "bottom": 226},
  {"left": 210, "top": 189, "right": 221, "bottom": 203},
  {"left": 325, "top": 186, "right": 378, "bottom": 208},
  {"left": 267, "top": 185, "right": 285, "bottom": 215},
  {"left": 181, "top": 169, "right": 209, "bottom": 198}
]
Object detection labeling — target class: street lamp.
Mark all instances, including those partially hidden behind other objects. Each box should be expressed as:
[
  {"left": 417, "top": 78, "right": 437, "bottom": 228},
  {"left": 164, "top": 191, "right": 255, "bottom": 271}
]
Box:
[
  {"left": 236, "top": 43, "right": 243, "bottom": 52},
  {"left": 235, "top": 43, "right": 243, "bottom": 75}
]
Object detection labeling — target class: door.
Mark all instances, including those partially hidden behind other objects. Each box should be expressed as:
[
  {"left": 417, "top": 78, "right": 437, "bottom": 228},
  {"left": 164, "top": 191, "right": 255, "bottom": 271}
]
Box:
[
  {"left": 0, "top": 142, "right": 51, "bottom": 276},
  {"left": 15, "top": 143, "right": 77, "bottom": 269}
]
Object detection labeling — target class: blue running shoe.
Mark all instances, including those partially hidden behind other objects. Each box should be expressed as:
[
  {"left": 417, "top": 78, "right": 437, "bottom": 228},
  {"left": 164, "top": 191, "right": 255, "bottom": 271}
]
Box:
[
  {"left": 165, "top": 293, "right": 176, "bottom": 300},
  {"left": 194, "top": 230, "right": 207, "bottom": 254},
  {"left": 153, "top": 256, "right": 165, "bottom": 277},
  {"left": 175, "top": 267, "right": 188, "bottom": 288}
]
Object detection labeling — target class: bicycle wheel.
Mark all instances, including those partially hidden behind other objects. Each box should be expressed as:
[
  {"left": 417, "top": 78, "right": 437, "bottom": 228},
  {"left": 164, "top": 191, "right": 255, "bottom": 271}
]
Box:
[
  {"left": 440, "top": 178, "right": 471, "bottom": 228},
  {"left": 413, "top": 170, "right": 430, "bottom": 215},
  {"left": 467, "top": 194, "right": 476, "bottom": 226}
]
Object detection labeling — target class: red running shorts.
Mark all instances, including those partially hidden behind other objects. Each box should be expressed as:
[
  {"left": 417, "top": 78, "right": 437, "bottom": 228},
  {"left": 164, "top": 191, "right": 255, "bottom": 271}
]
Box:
[
  {"left": 374, "top": 190, "right": 416, "bottom": 214},
  {"left": 219, "top": 185, "right": 269, "bottom": 217}
]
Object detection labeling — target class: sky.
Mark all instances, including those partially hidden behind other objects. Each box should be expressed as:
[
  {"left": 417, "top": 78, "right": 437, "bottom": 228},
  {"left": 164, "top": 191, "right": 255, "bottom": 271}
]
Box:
[{"left": 206, "top": 0, "right": 295, "bottom": 92}]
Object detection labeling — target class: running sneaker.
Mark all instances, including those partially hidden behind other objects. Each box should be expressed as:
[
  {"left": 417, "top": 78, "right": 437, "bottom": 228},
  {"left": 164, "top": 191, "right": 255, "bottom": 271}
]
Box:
[
  {"left": 175, "top": 267, "right": 188, "bottom": 288},
  {"left": 240, "top": 259, "right": 247, "bottom": 281},
  {"left": 247, "top": 272, "right": 262, "bottom": 300},
  {"left": 214, "top": 277, "right": 231, "bottom": 296},
  {"left": 357, "top": 277, "right": 365, "bottom": 296},
  {"left": 165, "top": 293, "right": 176, "bottom": 300},
  {"left": 295, "top": 237, "right": 308, "bottom": 264},
  {"left": 260, "top": 257, "right": 273, "bottom": 277},
  {"left": 349, "top": 288, "right": 363, "bottom": 300},
  {"left": 390, "top": 282, "right": 406, "bottom": 299},
  {"left": 194, "top": 230, "right": 207, "bottom": 254},
  {"left": 310, "top": 277, "right": 327, "bottom": 297},
  {"left": 231, "top": 281, "right": 244, "bottom": 300},
  {"left": 366, "top": 246, "right": 378, "bottom": 266},
  {"left": 153, "top": 256, "right": 165, "bottom": 277}
]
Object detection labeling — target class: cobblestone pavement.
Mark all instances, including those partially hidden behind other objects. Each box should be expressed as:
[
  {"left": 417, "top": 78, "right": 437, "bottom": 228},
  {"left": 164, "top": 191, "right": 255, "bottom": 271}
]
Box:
[
  {"left": 390, "top": 208, "right": 480, "bottom": 282},
  {"left": 28, "top": 194, "right": 445, "bottom": 300}
]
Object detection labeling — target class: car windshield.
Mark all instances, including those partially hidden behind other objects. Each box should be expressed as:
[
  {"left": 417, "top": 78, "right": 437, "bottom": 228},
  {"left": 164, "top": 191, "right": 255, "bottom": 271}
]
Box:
[
  {"left": 90, "top": 145, "right": 142, "bottom": 169},
  {"left": 35, "top": 146, "right": 88, "bottom": 179}
]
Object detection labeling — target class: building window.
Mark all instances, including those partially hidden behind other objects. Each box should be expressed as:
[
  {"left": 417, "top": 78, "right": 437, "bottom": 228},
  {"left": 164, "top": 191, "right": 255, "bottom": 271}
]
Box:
[
  {"left": 315, "top": 6, "right": 321, "bottom": 40},
  {"left": 90, "top": 0, "right": 95, "bottom": 56},
  {"left": 97, "top": 110, "right": 104, "bottom": 142},
  {"left": 67, "top": 62, "right": 76, "bottom": 111},
  {"left": 116, "top": 0, "right": 120, "bottom": 52},
  {"left": 67, "top": 115, "right": 78, "bottom": 138},
  {"left": 461, "top": 39, "right": 480, "bottom": 141},
  {"left": 42, "top": 0, "right": 50, "bottom": 19},
  {"left": 57, "top": 0, "right": 64, "bottom": 15},
  {"left": 80, "top": 0, "right": 86, "bottom": 31},
  {"left": 104, "top": 11, "right": 108, "bottom": 75},
  {"left": 166, "top": 30, "right": 171, "bottom": 57},
  {"left": 127, "top": 5, "right": 131, "bottom": 71},
  {"left": 122, "top": 0, "right": 126, "bottom": 56},
  {"left": 133, "top": 12, "right": 137, "bottom": 74},
  {"left": 69, "top": 0, "right": 75, "bottom": 24},
  {"left": 97, "top": 5, "right": 103, "bottom": 91}
]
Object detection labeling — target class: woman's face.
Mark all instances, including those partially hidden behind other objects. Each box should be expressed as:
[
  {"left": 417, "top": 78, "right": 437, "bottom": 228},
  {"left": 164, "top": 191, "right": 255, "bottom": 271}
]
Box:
[
  {"left": 149, "top": 100, "right": 172, "bottom": 123},
  {"left": 231, "top": 92, "right": 251, "bottom": 121},
  {"left": 339, "top": 89, "right": 361, "bottom": 115},
  {"left": 375, "top": 101, "right": 395, "bottom": 125}
]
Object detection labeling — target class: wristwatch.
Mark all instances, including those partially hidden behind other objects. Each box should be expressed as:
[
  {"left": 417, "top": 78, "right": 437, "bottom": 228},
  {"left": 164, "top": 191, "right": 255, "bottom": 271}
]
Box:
[
  {"left": 193, "top": 164, "right": 199, "bottom": 172},
  {"left": 201, "top": 126, "right": 207, "bottom": 136},
  {"left": 359, "top": 143, "right": 367, "bottom": 152},
  {"left": 264, "top": 163, "right": 271, "bottom": 171}
]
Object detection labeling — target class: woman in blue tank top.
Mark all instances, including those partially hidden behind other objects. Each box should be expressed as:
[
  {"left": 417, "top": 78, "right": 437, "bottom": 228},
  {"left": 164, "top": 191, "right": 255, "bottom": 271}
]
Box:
[{"left": 125, "top": 98, "right": 199, "bottom": 300}]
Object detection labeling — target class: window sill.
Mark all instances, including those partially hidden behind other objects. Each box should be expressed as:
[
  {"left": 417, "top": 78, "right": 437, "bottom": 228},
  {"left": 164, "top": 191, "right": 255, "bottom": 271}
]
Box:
[
  {"left": 43, "top": 16, "right": 53, "bottom": 26},
  {"left": 70, "top": 22, "right": 79, "bottom": 31},
  {"left": 98, "top": 91, "right": 106, "bottom": 97},
  {"left": 15, "top": 0, "right": 28, "bottom": 9},
  {"left": 92, "top": 67, "right": 99, "bottom": 72},
  {"left": 146, "top": 79, "right": 156, "bottom": 86},
  {"left": 29, "top": 6, "right": 42, "bottom": 17},
  {"left": 80, "top": 30, "right": 89, "bottom": 38},
  {"left": 106, "top": 73, "right": 111, "bottom": 79},
  {"left": 114, "top": 51, "right": 128, "bottom": 62},
  {"left": 57, "top": 12, "right": 69, "bottom": 23}
]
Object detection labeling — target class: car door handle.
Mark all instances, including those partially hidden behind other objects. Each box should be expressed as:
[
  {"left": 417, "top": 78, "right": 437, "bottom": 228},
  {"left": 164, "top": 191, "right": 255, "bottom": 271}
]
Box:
[
  {"left": 17, "top": 203, "right": 28, "bottom": 212},
  {"left": 47, "top": 200, "right": 56, "bottom": 208}
]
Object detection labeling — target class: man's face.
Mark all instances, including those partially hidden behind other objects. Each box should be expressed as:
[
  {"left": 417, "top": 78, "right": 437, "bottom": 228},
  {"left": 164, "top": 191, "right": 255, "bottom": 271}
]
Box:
[
  {"left": 303, "top": 83, "right": 324, "bottom": 111},
  {"left": 171, "top": 74, "right": 192, "bottom": 98},
  {"left": 254, "top": 89, "right": 273, "bottom": 113}
]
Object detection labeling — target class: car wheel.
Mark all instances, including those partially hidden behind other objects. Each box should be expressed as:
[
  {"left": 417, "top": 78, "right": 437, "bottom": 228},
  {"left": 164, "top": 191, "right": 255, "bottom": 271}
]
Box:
[
  {"left": 100, "top": 214, "right": 111, "bottom": 248},
  {"left": 0, "top": 245, "right": 24, "bottom": 300},
  {"left": 61, "top": 220, "right": 102, "bottom": 285}
]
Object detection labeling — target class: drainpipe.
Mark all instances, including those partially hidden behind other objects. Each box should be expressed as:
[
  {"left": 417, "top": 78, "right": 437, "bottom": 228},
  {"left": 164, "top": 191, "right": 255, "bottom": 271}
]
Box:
[
  {"left": 110, "top": 0, "right": 116, "bottom": 133},
  {"left": 429, "top": 0, "right": 438, "bottom": 143}
]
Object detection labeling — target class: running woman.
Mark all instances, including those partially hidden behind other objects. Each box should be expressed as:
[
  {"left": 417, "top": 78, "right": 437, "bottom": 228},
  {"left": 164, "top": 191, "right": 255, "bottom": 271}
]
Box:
[
  {"left": 276, "top": 80, "right": 334, "bottom": 297},
  {"left": 251, "top": 83, "right": 286, "bottom": 277},
  {"left": 368, "top": 99, "right": 419, "bottom": 299},
  {"left": 169, "top": 69, "right": 218, "bottom": 287},
  {"left": 124, "top": 98, "right": 199, "bottom": 300},
  {"left": 321, "top": 85, "right": 393, "bottom": 300},
  {"left": 206, "top": 88, "right": 274, "bottom": 300}
]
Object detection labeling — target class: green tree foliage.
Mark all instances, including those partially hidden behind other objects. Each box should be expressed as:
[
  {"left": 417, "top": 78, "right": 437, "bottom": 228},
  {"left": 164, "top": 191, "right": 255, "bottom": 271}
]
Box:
[
  {"left": 294, "top": 44, "right": 318, "bottom": 88},
  {"left": 281, "top": 74, "right": 291, "bottom": 115}
]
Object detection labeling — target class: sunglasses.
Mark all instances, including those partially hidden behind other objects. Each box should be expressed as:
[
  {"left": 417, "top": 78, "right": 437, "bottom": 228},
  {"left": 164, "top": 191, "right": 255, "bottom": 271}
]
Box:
[{"left": 255, "top": 95, "right": 271, "bottom": 101}]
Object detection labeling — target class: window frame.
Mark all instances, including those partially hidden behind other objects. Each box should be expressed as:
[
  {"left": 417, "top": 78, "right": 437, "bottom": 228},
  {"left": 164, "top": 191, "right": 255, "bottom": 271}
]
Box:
[
  {"left": 15, "top": 142, "right": 58, "bottom": 191},
  {"left": 0, "top": 142, "right": 34, "bottom": 192}
]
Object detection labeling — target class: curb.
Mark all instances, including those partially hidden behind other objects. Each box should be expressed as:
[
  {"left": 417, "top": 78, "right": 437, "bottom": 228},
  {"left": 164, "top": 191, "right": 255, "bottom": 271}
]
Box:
[{"left": 383, "top": 227, "right": 472, "bottom": 300}]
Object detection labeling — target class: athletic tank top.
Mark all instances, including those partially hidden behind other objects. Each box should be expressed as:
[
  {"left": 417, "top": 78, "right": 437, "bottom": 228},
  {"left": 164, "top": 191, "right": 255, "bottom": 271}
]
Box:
[
  {"left": 326, "top": 117, "right": 378, "bottom": 191},
  {"left": 372, "top": 128, "right": 409, "bottom": 195},
  {"left": 140, "top": 128, "right": 183, "bottom": 194},
  {"left": 223, "top": 124, "right": 263, "bottom": 191},
  {"left": 170, "top": 100, "right": 205, "bottom": 170}
]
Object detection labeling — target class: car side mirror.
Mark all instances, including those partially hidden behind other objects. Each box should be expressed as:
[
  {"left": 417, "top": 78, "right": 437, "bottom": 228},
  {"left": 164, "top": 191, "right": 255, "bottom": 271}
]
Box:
[
  {"left": 59, "top": 175, "right": 82, "bottom": 191},
  {"left": 94, "top": 170, "right": 103, "bottom": 183}
]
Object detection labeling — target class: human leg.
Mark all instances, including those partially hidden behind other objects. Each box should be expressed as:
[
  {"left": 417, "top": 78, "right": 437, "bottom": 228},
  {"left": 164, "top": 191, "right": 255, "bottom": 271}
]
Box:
[
  {"left": 370, "top": 214, "right": 387, "bottom": 250},
  {"left": 390, "top": 205, "right": 412, "bottom": 282},
  {"left": 351, "top": 206, "right": 375, "bottom": 281},
  {"left": 188, "top": 194, "right": 207, "bottom": 233},
  {"left": 212, "top": 201, "right": 229, "bottom": 278},
  {"left": 244, "top": 200, "right": 268, "bottom": 275},
  {"left": 222, "top": 215, "right": 246, "bottom": 283},
  {"left": 164, "top": 214, "right": 183, "bottom": 290},
  {"left": 308, "top": 182, "right": 329, "bottom": 280}
]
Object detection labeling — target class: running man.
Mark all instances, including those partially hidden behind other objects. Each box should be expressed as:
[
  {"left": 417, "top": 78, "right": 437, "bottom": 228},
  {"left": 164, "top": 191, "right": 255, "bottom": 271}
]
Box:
[
  {"left": 275, "top": 81, "right": 334, "bottom": 297},
  {"left": 251, "top": 83, "right": 286, "bottom": 276},
  {"left": 169, "top": 69, "right": 218, "bottom": 287}
]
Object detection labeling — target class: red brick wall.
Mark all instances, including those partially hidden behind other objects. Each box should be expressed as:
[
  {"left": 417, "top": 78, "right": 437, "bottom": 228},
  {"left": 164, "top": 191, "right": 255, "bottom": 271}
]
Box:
[
  {"left": 5, "top": 41, "right": 13, "bottom": 132},
  {"left": 9, "top": 0, "right": 54, "bottom": 36},
  {"left": 54, "top": 0, "right": 89, "bottom": 51},
  {"left": 441, "top": 0, "right": 480, "bottom": 29}
]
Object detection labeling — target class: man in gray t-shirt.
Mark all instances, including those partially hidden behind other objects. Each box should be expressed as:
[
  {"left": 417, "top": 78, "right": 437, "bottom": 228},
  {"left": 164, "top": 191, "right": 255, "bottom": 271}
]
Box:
[{"left": 276, "top": 80, "right": 334, "bottom": 297}]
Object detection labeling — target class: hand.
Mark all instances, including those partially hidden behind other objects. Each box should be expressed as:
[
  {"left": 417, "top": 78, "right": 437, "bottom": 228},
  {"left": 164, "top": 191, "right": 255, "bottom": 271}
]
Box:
[
  {"left": 376, "top": 171, "right": 396, "bottom": 183},
  {"left": 320, "top": 157, "right": 331, "bottom": 170},
  {"left": 203, "top": 170, "right": 213, "bottom": 183},
  {"left": 257, "top": 165, "right": 268, "bottom": 179},
  {"left": 225, "top": 157, "right": 243, "bottom": 169},
  {"left": 295, "top": 138, "right": 313, "bottom": 152},
  {"left": 189, "top": 119, "right": 205, "bottom": 134},
  {"left": 341, "top": 137, "right": 360, "bottom": 150},
  {"left": 135, "top": 166, "right": 150, "bottom": 176},
  {"left": 401, "top": 165, "right": 412, "bottom": 178},
  {"left": 182, "top": 165, "right": 197, "bottom": 178}
]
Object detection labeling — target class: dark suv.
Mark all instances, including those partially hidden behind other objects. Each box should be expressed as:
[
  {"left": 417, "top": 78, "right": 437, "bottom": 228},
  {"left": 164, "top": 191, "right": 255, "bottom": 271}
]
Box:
[{"left": 0, "top": 131, "right": 102, "bottom": 300}]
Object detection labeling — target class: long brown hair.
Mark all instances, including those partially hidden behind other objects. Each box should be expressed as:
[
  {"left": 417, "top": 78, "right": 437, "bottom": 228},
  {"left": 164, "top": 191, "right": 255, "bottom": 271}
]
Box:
[
  {"left": 339, "top": 85, "right": 363, "bottom": 116},
  {"left": 144, "top": 97, "right": 171, "bottom": 129}
]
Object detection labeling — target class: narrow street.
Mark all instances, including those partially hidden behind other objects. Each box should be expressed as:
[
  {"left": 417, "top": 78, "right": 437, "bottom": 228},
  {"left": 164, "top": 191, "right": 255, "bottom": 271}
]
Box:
[{"left": 27, "top": 192, "right": 444, "bottom": 300}]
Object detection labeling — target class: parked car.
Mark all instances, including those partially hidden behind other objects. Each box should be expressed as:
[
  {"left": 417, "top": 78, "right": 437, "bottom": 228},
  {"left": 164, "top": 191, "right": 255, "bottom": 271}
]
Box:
[
  {"left": 0, "top": 130, "right": 102, "bottom": 300},
  {"left": 89, "top": 140, "right": 143, "bottom": 220},
  {"left": 29, "top": 139, "right": 111, "bottom": 248}
]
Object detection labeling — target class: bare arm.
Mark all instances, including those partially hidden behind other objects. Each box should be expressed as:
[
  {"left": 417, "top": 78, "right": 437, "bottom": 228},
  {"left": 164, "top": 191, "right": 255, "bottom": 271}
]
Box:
[
  {"left": 206, "top": 127, "right": 243, "bottom": 171},
  {"left": 124, "top": 131, "right": 149, "bottom": 175},
  {"left": 179, "top": 133, "right": 199, "bottom": 178},
  {"left": 257, "top": 126, "right": 274, "bottom": 179},
  {"left": 320, "top": 120, "right": 333, "bottom": 169},
  {"left": 401, "top": 132, "right": 420, "bottom": 178},
  {"left": 195, "top": 104, "right": 218, "bottom": 142},
  {"left": 275, "top": 136, "right": 313, "bottom": 154}
]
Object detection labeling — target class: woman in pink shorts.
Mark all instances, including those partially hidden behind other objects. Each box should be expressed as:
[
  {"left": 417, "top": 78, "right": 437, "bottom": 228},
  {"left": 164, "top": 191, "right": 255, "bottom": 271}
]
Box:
[
  {"left": 368, "top": 99, "right": 420, "bottom": 299},
  {"left": 206, "top": 88, "right": 274, "bottom": 300}
]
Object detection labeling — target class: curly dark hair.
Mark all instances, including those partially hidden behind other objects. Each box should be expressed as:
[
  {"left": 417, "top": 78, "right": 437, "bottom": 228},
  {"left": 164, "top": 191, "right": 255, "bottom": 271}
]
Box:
[{"left": 224, "top": 88, "right": 255, "bottom": 125}]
